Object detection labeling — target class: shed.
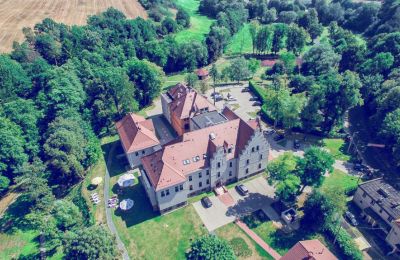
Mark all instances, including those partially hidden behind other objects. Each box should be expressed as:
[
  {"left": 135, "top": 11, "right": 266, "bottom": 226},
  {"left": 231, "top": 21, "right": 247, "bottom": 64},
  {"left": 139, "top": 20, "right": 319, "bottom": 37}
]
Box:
[{"left": 196, "top": 68, "right": 209, "bottom": 80}]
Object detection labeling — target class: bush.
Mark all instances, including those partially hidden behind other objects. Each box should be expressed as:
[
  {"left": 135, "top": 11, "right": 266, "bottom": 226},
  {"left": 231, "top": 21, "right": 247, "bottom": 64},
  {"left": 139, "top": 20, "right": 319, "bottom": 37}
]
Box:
[
  {"left": 187, "top": 235, "right": 235, "bottom": 260},
  {"left": 249, "top": 80, "right": 267, "bottom": 102},
  {"left": 326, "top": 225, "right": 363, "bottom": 260},
  {"left": 230, "top": 237, "right": 252, "bottom": 257}
]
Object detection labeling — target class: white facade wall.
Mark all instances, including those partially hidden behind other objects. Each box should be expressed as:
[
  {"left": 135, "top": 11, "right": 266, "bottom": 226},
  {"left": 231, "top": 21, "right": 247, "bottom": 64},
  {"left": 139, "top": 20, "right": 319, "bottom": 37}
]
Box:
[
  {"left": 126, "top": 145, "right": 161, "bottom": 168},
  {"left": 140, "top": 168, "right": 158, "bottom": 209},
  {"left": 156, "top": 181, "right": 188, "bottom": 213}
]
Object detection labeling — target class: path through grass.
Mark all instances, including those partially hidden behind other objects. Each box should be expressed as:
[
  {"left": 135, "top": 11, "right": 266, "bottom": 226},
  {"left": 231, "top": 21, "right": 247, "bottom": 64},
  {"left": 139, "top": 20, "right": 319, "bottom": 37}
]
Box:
[
  {"left": 225, "top": 23, "right": 253, "bottom": 55},
  {"left": 174, "top": 0, "right": 214, "bottom": 43}
]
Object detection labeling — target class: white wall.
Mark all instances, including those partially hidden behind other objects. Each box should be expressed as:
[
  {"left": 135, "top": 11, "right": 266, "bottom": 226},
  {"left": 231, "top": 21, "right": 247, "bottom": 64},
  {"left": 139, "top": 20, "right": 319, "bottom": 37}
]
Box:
[{"left": 126, "top": 145, "right": 161, "bottom": 168}]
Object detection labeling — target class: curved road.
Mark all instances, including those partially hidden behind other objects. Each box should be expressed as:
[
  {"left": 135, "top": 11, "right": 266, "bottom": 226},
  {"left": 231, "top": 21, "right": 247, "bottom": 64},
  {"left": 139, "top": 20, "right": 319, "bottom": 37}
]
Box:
[{"left": 104, "top": 143, "right": 130, "bottom": 260}]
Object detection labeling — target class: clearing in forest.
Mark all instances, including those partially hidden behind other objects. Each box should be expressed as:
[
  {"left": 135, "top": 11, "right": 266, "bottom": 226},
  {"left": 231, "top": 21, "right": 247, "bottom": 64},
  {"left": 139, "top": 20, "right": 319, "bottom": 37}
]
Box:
[{"left": 0, "top": 0, "right": 147, "bottom": 53}]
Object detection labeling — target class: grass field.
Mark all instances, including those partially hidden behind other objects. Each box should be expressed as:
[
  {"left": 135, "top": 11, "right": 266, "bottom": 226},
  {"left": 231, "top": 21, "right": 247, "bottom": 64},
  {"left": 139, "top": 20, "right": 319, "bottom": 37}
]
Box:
[
  {"left": 216, "top": 223, "right": 273, "bottom": 260},
  {"left": 322, "top": 138, "right": 351, "bottom": 161},
  {"left": 0, "top": 230, "right": 39, "bottom": 259},
  {"left": 322, "top": 169, "right": 359, "bottom": 193},
  {"left": 0, "top": 0, "right": 147, "bottom": 52},
  {"left": 174, "top": 0, "right": 213, "bottom": 43},
  {"left": 225, "top": 23, "right": 253, "bottom": 55}
]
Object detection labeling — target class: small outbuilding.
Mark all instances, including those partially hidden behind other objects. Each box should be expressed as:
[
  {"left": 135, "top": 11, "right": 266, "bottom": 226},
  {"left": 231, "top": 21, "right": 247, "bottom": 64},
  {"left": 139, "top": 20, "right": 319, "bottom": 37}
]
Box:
[
  {"left": 117, "top": 173, "right": 135, "bottom": 188},
  {"left": 196, "top": 68, "right": 209, "bottom": 80}
]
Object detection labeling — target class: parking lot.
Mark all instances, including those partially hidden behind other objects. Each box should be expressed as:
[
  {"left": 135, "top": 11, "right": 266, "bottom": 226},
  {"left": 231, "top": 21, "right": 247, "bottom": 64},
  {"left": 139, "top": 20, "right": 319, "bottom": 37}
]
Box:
[
  {"left": 206, "top": 84, "right": 261, "bottom": 121},
  {"left": 193, "top": 176, "right": 279, "bottom": 231}
]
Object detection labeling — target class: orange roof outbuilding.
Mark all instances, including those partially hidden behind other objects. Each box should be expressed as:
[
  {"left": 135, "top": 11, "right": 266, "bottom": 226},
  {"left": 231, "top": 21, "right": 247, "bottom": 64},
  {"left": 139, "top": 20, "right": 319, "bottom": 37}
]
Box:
[
  {"left": 115, "top": 113, "right": 160, "bottom": 153},
  {"left": 281, "top": 239, "right": 337, "bottom": 260}
]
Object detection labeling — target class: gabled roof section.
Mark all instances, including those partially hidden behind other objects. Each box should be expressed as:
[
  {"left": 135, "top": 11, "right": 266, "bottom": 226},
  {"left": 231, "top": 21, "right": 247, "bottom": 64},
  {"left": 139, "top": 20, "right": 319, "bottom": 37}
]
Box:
[
  {"left": 115, "top": 113, "right": 160, "bottom": 153},
  {"left": 281, "top": 239, "right": 337, "bottom": 260},
  {"left": 168, "top": 83, "right": 216, "bottom": 120}
]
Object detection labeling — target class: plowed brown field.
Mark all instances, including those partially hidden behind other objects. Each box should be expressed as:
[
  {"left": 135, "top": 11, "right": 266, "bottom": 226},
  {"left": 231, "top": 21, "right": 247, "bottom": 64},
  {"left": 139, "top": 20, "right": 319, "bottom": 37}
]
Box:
[{"left": 0, "top": 0, "right": 147, "bottom": 52}]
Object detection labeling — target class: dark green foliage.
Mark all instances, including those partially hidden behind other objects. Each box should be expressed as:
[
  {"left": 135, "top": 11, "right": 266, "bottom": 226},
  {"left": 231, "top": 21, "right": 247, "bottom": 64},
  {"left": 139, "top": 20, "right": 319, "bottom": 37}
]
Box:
[
  {"left": 64, "top": 226, "right": 117, "bottom": 260},
  {"left": 161, "top": 17, "right": 178, "bottom": 35},
  {"left": 229, "top": 237, "right": 252, "bottom": 257},
  {"left": 187, "top": 235, "right": 236, "bottom": 260},
  {"left": 176, "top": 7, "right": 191, "bottom": 28},
  {"left": 206, "top": 26, "right": 231, "bottom": 62},
  {"left": 0, "top": 175, "right": 10, "bottom": 193},
  {"left": 325, "top": 227, "right": 363, "bottom": 260},
  {"left": 301, "top": 44, "right": 341, "bottom": 76},
  {"left": 286, "top": 24, "right": 308, "bottom": 55}
]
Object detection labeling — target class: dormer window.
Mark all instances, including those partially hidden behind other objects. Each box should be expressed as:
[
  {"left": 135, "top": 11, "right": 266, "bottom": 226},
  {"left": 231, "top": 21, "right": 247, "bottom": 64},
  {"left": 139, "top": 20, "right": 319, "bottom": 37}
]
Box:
[{"left": 228, "top": 148, "right": 232, "bottom": 153}]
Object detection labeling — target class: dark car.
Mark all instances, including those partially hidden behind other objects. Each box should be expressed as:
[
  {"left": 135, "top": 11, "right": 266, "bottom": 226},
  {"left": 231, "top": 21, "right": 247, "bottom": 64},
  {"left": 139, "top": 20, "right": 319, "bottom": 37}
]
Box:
[
  {"left": 263, "top": 128, "right": 276, "bottom": 136},
  {"left": 293, "top": 140, "right": 301, "bottom": 149},
  {"left": 201, "top": 196, "right": 213, "bottom": 208},
  {"left": 212, "top": 95, "right": 223, "bottom": 102},
  {"left": 211, "top": 92, "right": 220, "bottom": 97},
  {"left": 249, "top": 96, "right": 259, "bottom": 101},
  {"left": 241, "top": 87, "right": 250, "bottom": 92},
  {"left": 274, "top": 134, "right": 284, "bottom": 141},
  {"left": 344, "top": 211, "right": 358, "bottom": 226},
  {"left": 253, "top": 101, "right": 262, "bottom": 106},
  {"left": 353, "top": 163, "right": 367, "bottom": 172},
  {"left": 235, "top": 184, "right": 249, "bottom": 196}
]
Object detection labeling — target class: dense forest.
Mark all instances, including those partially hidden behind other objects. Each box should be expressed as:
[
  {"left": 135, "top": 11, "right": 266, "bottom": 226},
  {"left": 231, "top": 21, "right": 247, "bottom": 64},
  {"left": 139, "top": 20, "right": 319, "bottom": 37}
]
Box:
[{"left": 0, "top": 0, "right": 399, "bottom": 258}]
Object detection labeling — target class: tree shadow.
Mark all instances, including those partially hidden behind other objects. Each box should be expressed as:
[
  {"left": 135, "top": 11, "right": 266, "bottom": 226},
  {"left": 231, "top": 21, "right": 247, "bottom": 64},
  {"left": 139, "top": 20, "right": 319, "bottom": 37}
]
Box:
[
  {"left": 102, "top": 140, "right": 128, "bottom": 178},
  {"left": 112, "top": 179, "right": 158, "bottom": 227},
  {"left": 0, "top": 195, "right": 34, "bottom": 234}
]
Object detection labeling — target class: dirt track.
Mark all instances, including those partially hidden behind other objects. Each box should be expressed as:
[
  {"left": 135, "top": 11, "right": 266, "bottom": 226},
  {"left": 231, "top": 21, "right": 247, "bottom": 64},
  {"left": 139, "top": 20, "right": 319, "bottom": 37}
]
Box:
[{"left": 0, "top": 0, "right": 147, "bottom": 53}]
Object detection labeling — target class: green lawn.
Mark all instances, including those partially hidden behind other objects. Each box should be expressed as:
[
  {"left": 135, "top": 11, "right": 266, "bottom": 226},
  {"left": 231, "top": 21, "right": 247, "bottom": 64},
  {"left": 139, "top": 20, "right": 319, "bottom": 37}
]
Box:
[
  {"left": 225, "top": 23, "right": 253, "bottom": 55},
  {"left": 163, "top": 72, "right": 187, "bottom": 89},
  {"left": 0, "top": 230, "right": 39, "bottom": 259},
  {"left": 216, "top": 223, "right": 274, "bottom": 260},
  {"left": 105, "top": 139, "right": 207, "bottom": 259},
  {"left": 322, "top": 138, "right": 351, "bottom": 161},
  {"left": 174, "top": 0, "right": 214, "bottom": 43},
  {"left": 322, "top": 169, "right": 359, "bottom": 194}
]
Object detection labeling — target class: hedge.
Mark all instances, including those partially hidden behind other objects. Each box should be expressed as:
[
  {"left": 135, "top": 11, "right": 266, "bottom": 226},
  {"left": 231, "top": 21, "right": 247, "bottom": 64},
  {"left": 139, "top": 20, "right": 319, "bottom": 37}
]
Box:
[
  {"left": 326, "top": 225, "right": 363, "bottom": 260},
  {"left": 249, "top": 80, "right": 267, "bottom": 102}
]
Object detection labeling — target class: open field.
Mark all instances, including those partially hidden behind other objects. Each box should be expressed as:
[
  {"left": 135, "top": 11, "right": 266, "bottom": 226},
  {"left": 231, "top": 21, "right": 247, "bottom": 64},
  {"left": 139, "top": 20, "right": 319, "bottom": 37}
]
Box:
[
  {"left": 225, "top": 23, "right": 253, "bottom": 55},
  {"left": 0, "top": 0, "right": 147, "bottom": 52},
  {"left": 174, "top": 0, "right": 213, "bottom": 43}
]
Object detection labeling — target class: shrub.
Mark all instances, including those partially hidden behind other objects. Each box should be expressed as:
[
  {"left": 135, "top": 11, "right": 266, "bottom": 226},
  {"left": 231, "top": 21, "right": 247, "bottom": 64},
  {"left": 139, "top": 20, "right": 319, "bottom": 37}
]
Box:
[
  {"left": 326, "top": 225, "right": 363, "bottom": 260},
  {"left": 230, "top": 237, "right": 252, "bottom": 257},
  {"left": 187, "top": 235, "right": 235, "bottom": 260},
  {"left": 248, "top": 80, "right": 267, "bottom": 102}
]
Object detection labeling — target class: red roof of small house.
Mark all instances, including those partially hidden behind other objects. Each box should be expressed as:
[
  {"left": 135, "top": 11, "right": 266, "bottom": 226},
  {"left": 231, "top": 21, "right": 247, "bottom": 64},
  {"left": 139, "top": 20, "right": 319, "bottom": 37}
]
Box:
[
  {"left": 115, "top": 113, "right": 160, "bottom": 153},
  {"left": 261, "top": 59, "right": 277, "bottom": 67},
  {"left": 281, "top": 239, "right": 337, "bottom": 260},
  {"left": 196, "top": 68, "right": 209, "bottom": 77}
]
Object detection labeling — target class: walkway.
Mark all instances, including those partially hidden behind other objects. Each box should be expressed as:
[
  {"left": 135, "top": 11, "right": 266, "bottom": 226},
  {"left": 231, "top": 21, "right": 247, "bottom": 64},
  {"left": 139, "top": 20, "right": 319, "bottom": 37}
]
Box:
[
  {"left": 236, "top": 220, "right": 281, "bottom": 260},
  {"left": 104, "top": 142, "right": 130, "bottom": 260}
]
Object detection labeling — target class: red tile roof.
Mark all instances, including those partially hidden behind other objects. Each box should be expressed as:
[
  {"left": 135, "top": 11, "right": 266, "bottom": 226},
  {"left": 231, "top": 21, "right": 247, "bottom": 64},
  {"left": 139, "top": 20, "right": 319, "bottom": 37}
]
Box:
[
  {"left": 141, "top": 114, "right": 256, "bottom": 191},
  {"left": 196, "top": 68, "right": 209, "bottom": 77},
  {"left": 115, "top": 113, "right": 160, "bottom": 153},
  {"left": 261, "top": 59, "right": 277, "bottom": 67},
  {"left": 281, "top": 239, "right": 337, "bottom": 260},
  {"left": 168, "top": 84, "right": 216, "bottom": 120}
]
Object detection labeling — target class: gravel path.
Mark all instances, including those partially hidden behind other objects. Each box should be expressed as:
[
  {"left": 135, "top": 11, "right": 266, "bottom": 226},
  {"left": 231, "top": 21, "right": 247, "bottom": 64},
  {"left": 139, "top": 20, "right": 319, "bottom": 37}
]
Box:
[{"left": 104, "top": 142, "right": 130, "bottom": 260}]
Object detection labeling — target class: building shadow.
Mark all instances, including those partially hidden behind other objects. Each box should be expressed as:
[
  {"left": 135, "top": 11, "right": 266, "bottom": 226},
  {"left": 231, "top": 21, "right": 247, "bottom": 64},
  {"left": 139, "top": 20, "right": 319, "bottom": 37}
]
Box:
[
  {"left": 112, "top": 180, "right": 158, "bottom": 227},
  {"left": 225, "top": 192, "right": 275, "bottom": 219},
  {"left": 102, "top": 140, "right": 128, "bottom": 178}
]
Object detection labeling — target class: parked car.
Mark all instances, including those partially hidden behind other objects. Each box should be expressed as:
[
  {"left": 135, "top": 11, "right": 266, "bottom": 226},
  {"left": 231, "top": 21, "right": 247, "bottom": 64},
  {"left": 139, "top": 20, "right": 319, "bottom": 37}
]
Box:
[
  {"left": 249, "top": 96, "right": 259, "bottom": 101},
  {"left": 241, "top": 87, "right": 250, "bottom": 92},
  {"left": 226, "top": 94, "right": 237, "bottom": 101},
  {"left": 293, "top": 139, "right": 301, "bottom": 149},
  {"left": 201, "top": 196, "right": 213, "bottom": 208},
  {"left": 263, "top": 128, "right": 276, "bottom": 136},
  {"left": 235, "top": 184, "right": 249, "bottom": 196},
  {"left": 212, "top": 95, "right": 223, "bottom": 102},
  {"left": 274, "top": 134, "right": 284, "bottom": 141},
  {"left": 210, "top": 92, "right": 220, "bottom": 97},
  {"left": 253, "top": 101, "right": 262, "bottom": 106},
  {"left": 344, "top": 211, "right": 358, "bottom": 226},
  {"left": 353, "top": 163, "right": 367, "bottom": 172}
]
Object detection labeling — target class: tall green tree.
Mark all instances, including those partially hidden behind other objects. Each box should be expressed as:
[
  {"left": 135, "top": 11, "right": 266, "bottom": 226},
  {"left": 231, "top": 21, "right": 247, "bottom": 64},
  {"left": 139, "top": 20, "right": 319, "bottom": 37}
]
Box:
[
  {"left": 302, "top": 44, "right": 341, "bottom": 76},
  {"left": 271, "top": 23, "right": 287, "bottom": 54},
  {"left": 228, "top": 57, "right": 250, "bottom": 83},
  {"left": 286, "top": 24, "right": 309, "bottom": 55},
  {"left": 187, "top": 235, "right": 235, "bottom": 260}
]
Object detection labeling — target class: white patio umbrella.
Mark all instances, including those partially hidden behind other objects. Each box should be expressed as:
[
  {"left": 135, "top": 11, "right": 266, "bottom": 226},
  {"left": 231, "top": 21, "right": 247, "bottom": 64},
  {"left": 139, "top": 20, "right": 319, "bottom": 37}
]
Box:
[
  {"left": 117, "top": 173, "right": 135, "bottom": 188},
  {"left": 91, "top": 177, "right": 103, "bottom": 186},
  {"left": 119, "top": 199, "right": 134, "bottom": 211}
]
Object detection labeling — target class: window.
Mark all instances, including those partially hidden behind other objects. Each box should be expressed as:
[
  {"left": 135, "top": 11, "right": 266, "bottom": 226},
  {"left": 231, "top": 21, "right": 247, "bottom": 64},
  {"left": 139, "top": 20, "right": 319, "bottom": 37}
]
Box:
[
  {"left": 180, "top": 184, "right": 183, "bottom": 190},
  {"left": 175, "top": 186, "right": 179, "bottom": 192},
  {"left": 199, "top": 182, "right": 202, "bottom": 188},
  {"left": 166, "top": 189, "right": 170, "bottom": 196},
  {"left": 161, "top": 191, "right": 165, "bottom": 197},
  {"left": 185, "top": 124, "right": 189, "bottom": 130},
  {"left": 135, "top": 152, "right": 139, "bottom": 156},
  {"left": 360, "top": 200, "right": 363, "bottom": 204},
  {"left": 206, "top": 170, "right": 209, "bottom": 175},
  {"left": 217, "top": 162, "right": 221, "bottom": 168},
  {"left": 229, "top": 162, "right": 233, "bottom": 167},
  {"left": 228, "top": 148, "right": 232, "bottom": 153},
  {"left": 189, "top": 176, "right": 192, "bottom": 181},
  {"left": 246, "top": 159, "right": 249, "bottom": 165},
  {"left": 371, "top": 200, "right": 375, "bottom": 205},
  {"left": 199, "top": 172, "right": 202, "bottom": 178},
  {"left": 251, "top": 147, "right": 255, "bottom": 152},
  {"left": 217, "top": 172, "right": 220, "bottom": 177},
  {"left": 258, "top": 163, "right": 262, "bottom": 169},
  {"left": 246, "top": 168, "right": 249, "bottom": 174},
  {"left": 260, "top": 154, "right": 263, "bottom": 160},
  {"left": 388, "top": 216, "right": 394, "bottom": 222},
  {"left": 379, "top": 209, "right": 383, "bottom": 214},
  {"left": 256, "top": 145, "right": 259, "bottom": 151},
  {"left": 229, "top": 171, "right": 232, "bottom": 176},
  {"left": 362, "top": 192, "right": 367, "bottom": 198},
  {"left": 189, "top": 185, "right": 193, "bottom": 191},
  {"left": 142, "top": 150, "right": 145, "bottom": 155},
  {"left": 206, "top": 179, "right": 209, "bottom": 185}
]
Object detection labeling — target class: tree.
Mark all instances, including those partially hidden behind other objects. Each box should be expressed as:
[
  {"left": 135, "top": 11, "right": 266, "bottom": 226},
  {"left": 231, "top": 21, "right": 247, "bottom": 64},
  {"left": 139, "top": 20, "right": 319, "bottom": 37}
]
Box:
[
  {"left": 279, "top": 52, "right": 296, "bottom": 74},
  {"left": 275, "top": 174, "right": 301, "bottom": 204},
  {"left": 308, "top": 22, "right": 324, "bottom": 43},
  {"left": 286, "top": 24, "right": 308, "bottom": 55},
  {"left": 125, "top": 59, "right": 165, "bottom": 107},
  {"left": 0, "top": 54, "right": 32, "bottom": 102},
  {"left": 186, "top": 73, "right": 199, "bottom": 88},
  {"left": 301, "top": 44, "right": 341, "bottom": 76},
  {"left": 187, "top": 235, "right": 235, "bottom": 260},
  {"left": 255, "top": 25, "right": 274, "bottom": 54},
  {"left": 249, "top": 21, "right": 258, "bottom": 54},
  {"left": 176, "top": 7, "right": 190, "bottom": 28},
  {"left": 228, "top": 57, "right": 250, "bottom": 83},
  {"left": 360, "top": 52, "right": 394, "bottom": 75},
  {"left": 296, "top": 146, "right": 334, "bottom": 191},
  {"left": 64, "top": 226, "right": 117, "bottom": 260},
  {"left": 206, "top": 26, "right": 230, "bottom": 62},
  {"left": 267, "top": 152, "right": 299, "bottom": 184},
  {"left": 199, "top": 80, "right": 210, "bottom": 94},
  {"left": 52, "top": 200, "right": 82, "bottom": 231},
  {"left": 248, "top": 58, "right": 260, "bottom": 76},
  {"left": 271, "top": 23, "right": 287, "bottom": 54},
  {"left": 161, "top": 17, "right": 178, "bottom": 34},
  {"left": 0, "top": 175, "right": 10, "bottom": 193}
]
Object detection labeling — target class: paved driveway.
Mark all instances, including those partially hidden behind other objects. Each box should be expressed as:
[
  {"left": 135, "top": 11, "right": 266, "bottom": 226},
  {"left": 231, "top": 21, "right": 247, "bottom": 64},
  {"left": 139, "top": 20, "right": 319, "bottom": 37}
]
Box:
[{"left": 193, "top": 176, "right": 279, "bottom": 231}]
